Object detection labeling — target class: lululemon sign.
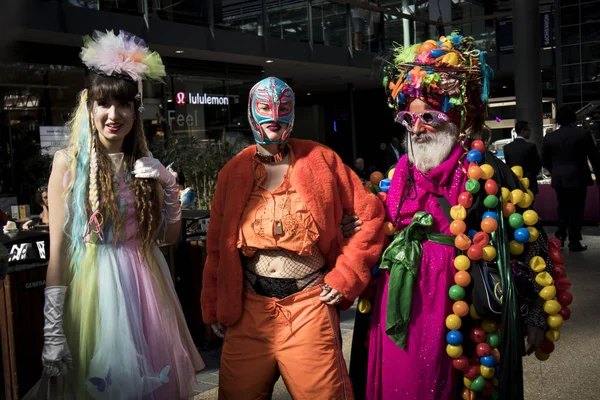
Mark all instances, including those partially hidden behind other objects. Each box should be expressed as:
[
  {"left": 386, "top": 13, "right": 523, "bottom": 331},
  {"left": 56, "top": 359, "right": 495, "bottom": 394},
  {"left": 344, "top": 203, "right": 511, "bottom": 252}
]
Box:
[
  {"left": 169, "top": 91, "right": 230, "bottom": 129},
  {"left": 175, "top": 92, "right": 186, "bottom": 106},
  {"left": 175, "top": 91, "right": 229, "bottom": 107}
]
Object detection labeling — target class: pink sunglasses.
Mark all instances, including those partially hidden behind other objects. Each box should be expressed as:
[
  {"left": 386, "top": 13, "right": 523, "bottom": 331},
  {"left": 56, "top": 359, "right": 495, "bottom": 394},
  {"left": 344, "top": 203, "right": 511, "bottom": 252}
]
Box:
[{"left": 395, "top": 110, "right": 451, "bottom": 129}]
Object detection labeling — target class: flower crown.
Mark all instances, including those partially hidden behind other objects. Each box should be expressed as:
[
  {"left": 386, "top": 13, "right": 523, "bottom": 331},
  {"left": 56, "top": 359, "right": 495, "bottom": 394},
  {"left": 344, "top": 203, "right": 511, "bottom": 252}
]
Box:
[
  {"left": 383, "top": 32, "right": 493, "bottom": 133},
  {"left": 80, "top": 30, "right": 166, "bottom": 83}
]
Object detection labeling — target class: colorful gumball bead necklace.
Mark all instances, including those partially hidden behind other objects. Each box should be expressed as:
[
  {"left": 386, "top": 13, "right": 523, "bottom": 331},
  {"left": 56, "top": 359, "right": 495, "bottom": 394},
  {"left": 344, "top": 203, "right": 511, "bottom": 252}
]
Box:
[
  {"left": 446, "top": 140, "right": 573, "bottom": 399},
  {"left": 446, "top": 141, "right": 501, "bottom": 397}
]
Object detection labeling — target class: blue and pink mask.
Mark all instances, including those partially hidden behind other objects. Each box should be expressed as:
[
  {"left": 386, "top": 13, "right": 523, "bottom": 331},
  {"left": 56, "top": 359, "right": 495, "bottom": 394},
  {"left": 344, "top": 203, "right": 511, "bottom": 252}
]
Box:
[{"left": 248, "top": 77, "right": 295, "bottom": 145}]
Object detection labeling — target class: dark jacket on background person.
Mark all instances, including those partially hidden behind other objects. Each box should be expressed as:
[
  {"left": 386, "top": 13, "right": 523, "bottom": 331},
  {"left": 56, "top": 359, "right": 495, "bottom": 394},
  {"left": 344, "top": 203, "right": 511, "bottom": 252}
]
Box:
[
  {"left": 355, "top": 167, "right": 372, "bottom": 182},
  {"left": 504, "top": 137, "right": 542, "bottom": 194},
  {"left": 385, "top": 145, "right": 401, "bottom": 170},
  {"left": 542, "top": 125, "right": 600, "bottom": 188}
]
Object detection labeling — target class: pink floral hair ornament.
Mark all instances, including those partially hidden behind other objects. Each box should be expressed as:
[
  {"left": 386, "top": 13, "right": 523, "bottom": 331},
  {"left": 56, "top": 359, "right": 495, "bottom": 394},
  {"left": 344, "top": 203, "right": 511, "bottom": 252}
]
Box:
[{"left": 80, "top": 30, "right": 167, "bottom": 112}]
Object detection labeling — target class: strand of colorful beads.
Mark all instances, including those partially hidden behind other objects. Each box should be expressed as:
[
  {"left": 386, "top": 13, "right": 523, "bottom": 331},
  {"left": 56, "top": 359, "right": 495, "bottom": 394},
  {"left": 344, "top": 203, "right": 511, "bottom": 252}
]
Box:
[
  {"left": 445, "top": 140, "right": 573, "bottom": 400},
  {"left": 446, "top": 140, "right": 500, "bottom": 399}
]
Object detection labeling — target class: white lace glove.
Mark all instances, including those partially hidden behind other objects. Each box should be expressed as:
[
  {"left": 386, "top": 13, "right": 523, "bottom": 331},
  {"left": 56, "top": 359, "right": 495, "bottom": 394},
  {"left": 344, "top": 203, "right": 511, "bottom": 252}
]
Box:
[
  {"left": 42, "top": 286, "right": 72, "bottom": 377},
  {"left": 133, "top": 157, "right": 181, "bottom": 223}
]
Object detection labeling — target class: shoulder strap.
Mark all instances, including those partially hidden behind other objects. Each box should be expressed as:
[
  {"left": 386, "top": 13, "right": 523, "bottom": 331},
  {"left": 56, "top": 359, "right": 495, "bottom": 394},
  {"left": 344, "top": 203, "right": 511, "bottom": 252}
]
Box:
[{"left": 436, "top": 195, "right": 453, "bottom": 224}]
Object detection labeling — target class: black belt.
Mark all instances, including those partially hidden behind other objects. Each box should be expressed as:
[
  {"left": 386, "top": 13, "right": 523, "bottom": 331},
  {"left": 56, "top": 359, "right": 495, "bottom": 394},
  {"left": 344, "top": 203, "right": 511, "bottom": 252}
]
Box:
[{"left": 244, "top": 268, "right": 325, "bottom": 299}]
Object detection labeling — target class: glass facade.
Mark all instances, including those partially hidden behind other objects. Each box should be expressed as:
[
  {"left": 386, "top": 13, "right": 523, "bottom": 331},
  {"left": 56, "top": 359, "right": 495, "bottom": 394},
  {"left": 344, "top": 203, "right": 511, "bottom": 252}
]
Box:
[
  {"left": 0, "top": 61, "right": 256, "bottom": 204},
  {"left": 560, "top": 0, "right": 600, "bottom": 110},
  {"left": 0, "top": 63, "right": 85, "bottom": 202},
  {"left": 63, "top": 0, "right": 466, "bottom": 55}
]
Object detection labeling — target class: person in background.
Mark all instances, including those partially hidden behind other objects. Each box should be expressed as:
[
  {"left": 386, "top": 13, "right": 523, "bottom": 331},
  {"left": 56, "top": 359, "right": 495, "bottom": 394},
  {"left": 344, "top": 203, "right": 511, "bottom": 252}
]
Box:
[
  {"left": 504, "top": 121, "right": 542, "bottom": 194},
  {"left": 0, "top": 209, "right": 9, "bottom": 229},
  {"left": 582, "top": 119, "right": 600, "bottom": 146},
  {"left": 23, "top": 185, "right": 50, "bottom": 230},
  {"left": 385, "top": 136, "right": 402, "bottom": 170},
  {"left": 351, "top": 0, "right": 371, "bottom": 51},
  {"left": 0, "top": 242, "right": 8, "bottom": 289},
  {"left": 543, "top": 107, "right": 600, "bottom": 251},
  {"left": 355, "top": 157, "right": 372, "bottom": 182}
]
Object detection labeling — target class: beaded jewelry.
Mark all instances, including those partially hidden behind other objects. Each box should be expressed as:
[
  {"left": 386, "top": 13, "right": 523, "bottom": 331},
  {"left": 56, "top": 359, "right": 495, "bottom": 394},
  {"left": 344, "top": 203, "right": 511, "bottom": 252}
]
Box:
[{"left": 444, "top": 141, "right": 572, "bottom": 398}]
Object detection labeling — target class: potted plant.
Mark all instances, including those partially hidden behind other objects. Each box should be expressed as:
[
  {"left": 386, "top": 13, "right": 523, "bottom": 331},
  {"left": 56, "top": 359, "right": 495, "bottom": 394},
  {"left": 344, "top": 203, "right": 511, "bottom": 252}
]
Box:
[{"left": 160, "top": 134, "right": 250, "bottom": 210}]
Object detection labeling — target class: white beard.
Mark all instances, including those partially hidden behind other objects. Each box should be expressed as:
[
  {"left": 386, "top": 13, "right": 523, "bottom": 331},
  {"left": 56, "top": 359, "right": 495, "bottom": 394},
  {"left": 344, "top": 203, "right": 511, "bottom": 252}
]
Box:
[{"left": 404, "top": 123, "right": 459, "bottom": 173}]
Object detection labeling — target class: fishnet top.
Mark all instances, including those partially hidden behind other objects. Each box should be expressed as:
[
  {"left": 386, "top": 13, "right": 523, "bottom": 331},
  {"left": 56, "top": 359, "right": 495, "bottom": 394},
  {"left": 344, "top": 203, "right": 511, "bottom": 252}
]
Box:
[{"left": 243, "top": 247, "right": 326, "bottom": 292}]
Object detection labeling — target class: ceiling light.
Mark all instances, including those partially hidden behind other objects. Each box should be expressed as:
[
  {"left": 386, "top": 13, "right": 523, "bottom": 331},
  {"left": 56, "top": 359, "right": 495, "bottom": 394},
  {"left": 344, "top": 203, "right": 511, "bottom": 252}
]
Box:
[
  {"left": 175, "top": 50, "right": 184, "bottom": 54},
  {"left": 502, "top": 85, "right": 507, "bottom": 89},
  {"left": 307, "top": 93, "right": 311, "bottom": 96},
  {"left": 266, "top": 60, "right": 274, "bottom": 64},
  {"left": 586, "top": 116, "right": 591, "bottom": 120},
  {"left": 168, "top": 99, "right": 173, "bottom": 102}
]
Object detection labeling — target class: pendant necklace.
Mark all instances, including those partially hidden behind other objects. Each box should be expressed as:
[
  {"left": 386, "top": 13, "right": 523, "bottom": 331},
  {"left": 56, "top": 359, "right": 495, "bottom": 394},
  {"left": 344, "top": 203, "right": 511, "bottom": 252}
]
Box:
[{"left": 261, "top": 190, "right": 290, "bottom": 236}]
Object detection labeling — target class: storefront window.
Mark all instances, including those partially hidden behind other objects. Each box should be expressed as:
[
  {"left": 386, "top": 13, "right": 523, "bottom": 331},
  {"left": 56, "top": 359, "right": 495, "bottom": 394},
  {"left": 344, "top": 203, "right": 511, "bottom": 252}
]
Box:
[
  {"left": 0, "top": 63, "right": 85, "bottom": 203},
  {"left": 145, "top": 75, "right": 256, "bottom": 155},
  {"left": 0, "top": 62, "right": 257, "bottom": 206}
]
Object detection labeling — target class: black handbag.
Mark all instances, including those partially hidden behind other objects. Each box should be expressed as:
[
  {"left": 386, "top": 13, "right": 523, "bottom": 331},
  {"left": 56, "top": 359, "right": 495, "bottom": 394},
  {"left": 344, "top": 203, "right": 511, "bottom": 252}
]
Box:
[{"left": 471, "top": 260, "right": 531, "bottom": 319}]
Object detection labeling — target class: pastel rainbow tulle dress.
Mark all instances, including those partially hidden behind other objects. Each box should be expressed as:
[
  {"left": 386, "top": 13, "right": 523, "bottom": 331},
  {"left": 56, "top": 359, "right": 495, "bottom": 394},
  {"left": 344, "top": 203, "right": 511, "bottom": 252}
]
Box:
[{"left": 61, "top": 168, "right": 204, "bottom": 399}]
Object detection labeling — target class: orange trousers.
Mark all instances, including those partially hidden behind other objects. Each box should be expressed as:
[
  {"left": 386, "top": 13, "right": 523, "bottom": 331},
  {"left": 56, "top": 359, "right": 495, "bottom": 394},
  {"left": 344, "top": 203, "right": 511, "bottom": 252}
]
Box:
[{"left": 218, "top": 286, "right": 354, "bottom": 400}]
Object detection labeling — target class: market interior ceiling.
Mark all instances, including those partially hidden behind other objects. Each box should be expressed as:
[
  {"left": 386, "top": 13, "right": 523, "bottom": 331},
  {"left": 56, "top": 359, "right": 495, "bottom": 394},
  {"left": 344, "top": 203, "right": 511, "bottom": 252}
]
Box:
[
  {"left": 158, "top": 45, "right": 381, "bottom": 94},
  {"left": 13, "top": 29, "right": 380, "bottom": 95}
]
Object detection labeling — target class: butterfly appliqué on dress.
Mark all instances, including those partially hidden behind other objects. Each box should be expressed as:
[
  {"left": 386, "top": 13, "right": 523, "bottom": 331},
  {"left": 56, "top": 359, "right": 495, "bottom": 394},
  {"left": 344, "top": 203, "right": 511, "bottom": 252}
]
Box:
[
  {"left": 157, "top": 365, "right": 170, "bottom": 384},
  {"left": 88, "top": 365, "right": 170, "bottom": 394},
  {"left": 89, "top": 368, "right": 112, "bottom": 392}
]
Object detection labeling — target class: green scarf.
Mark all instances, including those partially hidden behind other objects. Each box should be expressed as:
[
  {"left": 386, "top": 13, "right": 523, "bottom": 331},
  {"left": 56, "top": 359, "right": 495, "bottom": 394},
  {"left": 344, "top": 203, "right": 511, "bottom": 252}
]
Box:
[{"left": 380, "top": 211, "right": 455, "bottom": 348}]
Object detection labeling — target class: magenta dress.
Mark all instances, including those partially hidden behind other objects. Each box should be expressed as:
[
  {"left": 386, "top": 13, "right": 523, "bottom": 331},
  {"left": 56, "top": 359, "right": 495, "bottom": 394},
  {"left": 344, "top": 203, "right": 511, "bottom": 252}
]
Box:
[{"left": 366, "top": 144, "right": 468, "bottom": 400}]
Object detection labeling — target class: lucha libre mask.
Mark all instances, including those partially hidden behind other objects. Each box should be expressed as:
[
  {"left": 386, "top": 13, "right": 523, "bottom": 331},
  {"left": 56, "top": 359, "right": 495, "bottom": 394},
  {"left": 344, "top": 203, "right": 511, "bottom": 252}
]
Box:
[{"left": 248, "top": 77, "right": 295, "bottom": 145}]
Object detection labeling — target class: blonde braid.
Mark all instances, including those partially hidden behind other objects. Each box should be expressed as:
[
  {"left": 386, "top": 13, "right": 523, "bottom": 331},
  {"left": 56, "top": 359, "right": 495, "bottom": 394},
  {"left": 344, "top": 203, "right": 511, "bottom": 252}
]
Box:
[
  {"left": 87, "top": 130, "right": 104, "bottom": 240},
  {"left": 64, "top": 90, "right": 89, "bottom": 197}
]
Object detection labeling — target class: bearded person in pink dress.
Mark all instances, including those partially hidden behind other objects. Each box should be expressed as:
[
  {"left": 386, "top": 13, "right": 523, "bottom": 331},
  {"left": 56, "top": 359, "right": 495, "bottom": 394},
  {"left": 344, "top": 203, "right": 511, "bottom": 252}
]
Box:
[{"left": 350, "top": 33, "right": 573, "bottom": 400}]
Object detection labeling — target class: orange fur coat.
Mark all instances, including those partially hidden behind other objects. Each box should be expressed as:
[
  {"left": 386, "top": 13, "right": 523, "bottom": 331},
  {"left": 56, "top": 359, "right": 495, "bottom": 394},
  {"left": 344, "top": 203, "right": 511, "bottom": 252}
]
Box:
[{"left": 201, "top": 139, "right": 385, "bottom": 326}]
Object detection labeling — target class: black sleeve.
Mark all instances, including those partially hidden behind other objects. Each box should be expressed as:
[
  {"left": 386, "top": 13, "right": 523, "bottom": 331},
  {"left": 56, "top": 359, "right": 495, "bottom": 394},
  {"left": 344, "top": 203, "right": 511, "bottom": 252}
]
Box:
[
  {"left": 530, "top": 144, "right": 542, "bottom": 177},
  {"left": 584, "top": 132, "right": 600, "bottom": 181},
  {"left": 542, "top": 138, "right": 552, "bottom": 173},
  {"left": 504, "top": 151, "right": 512, "bottom": 167}
]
